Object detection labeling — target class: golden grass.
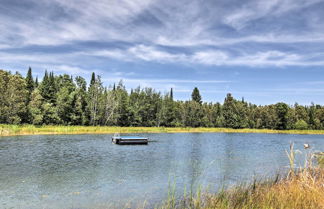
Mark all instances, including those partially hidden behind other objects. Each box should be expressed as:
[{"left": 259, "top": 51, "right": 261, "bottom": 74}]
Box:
[
  {"left": 157, "top": 169, "right": 324, "bottom": 209},
  {"left": 156, "top": 143, "right": 324, "bottom": 209},
  {"left": 198, "top": 168, "right": 324, "bottom": 209},
  {"left": 2, "top": 124, "right": 324, "bottom": 137}
]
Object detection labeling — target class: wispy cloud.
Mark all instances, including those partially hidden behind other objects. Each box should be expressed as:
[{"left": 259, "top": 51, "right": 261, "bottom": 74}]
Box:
[
  {"left": 1, "top": 0, "right": 324, "bottom": 67},
  {"left": 80, "top": 46, "right": 324, "bottom": 67}
]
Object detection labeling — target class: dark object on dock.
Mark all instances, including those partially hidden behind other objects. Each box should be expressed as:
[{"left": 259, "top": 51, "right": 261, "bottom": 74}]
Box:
[{"left": 112, "top": 135, "right": 148, "bottom": 145}]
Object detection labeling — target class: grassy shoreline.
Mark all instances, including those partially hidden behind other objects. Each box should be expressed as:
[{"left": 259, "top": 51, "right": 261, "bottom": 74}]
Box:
[
  {"left": 158, "top": 168, "right": 324, "bottom": 209},
  {"left": 2, "top": 124, "right": 324, "bottom": 136},
  {"left": 157, "top": 145, "right": 324, "bottom": 209}
]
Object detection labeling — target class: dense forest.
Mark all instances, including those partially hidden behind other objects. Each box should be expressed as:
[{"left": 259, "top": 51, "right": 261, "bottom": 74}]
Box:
[{"left": 1, "top": 68, "right": 324, "bottom": 130}]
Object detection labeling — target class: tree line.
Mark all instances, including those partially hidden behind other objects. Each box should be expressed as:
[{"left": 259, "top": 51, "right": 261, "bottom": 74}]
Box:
[{"left": 1, "top": 68, "right": 324, "bottom": 130}]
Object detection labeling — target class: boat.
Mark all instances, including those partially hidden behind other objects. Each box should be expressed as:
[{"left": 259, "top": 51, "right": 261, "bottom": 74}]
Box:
[{"left": 112, "top": 133, "right": 148, "bottom": 145}]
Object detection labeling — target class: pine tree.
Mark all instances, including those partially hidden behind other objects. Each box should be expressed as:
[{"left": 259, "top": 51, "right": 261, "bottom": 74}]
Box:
[
  {"left": 39, "top": 71, "right": 56, "bottom": 104},
  {"left": 35, "top": 76, "right": 39, "bottom": 88},
  {"left": 25, "top": 67, "right": 34, "bottom": 96},
  {"left": 87, "top": 75, "right": 103, "bottom": 125},
  {"left": 25, "top": 67, "right": 35, "bottom": 123},
  {"left": 39, "top": 70, "right": 49, "bottom": 98},
  {"left": 29, "top": 89, "right": 44, "bottom": 125},
  {"left": 90, "top": 72, "right": 96, "bottom": 87},
  {"left": 223, "top": 93, "right": 239, "bottom": 128},
  {"left": 275, "top": 102, "right": 289, "bottom": 130},
  {"left": 72, "top": 76, "right": 89, "bottom": 125},
  {"left": 116, "top": 84, "right": 130, "bottom": 126},
  {"left": 191, "top": 87, "right": 202, "bottom": 104}
]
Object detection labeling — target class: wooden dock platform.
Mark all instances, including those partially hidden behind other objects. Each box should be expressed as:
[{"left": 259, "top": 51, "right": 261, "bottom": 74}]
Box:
[{"left": 112, "top": 136, "right": 148, "bottom": 145}]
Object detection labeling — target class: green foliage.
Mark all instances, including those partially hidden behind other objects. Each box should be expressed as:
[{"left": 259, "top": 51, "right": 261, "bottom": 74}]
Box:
[
  {"left": 158, "top": 94, "right": 176, "bottom": 127},
  {"left": 87, "top": 75, "right": 103, "bottom": 125},
  {"left": 28, "top": 89, "right": 44, "bottom": 125},
  {"left": 39, "top": 71, "right": 57, "bottom": 104},
  {"left": 56, "top": 87, "right": 75, "bottom": 124},
  {"left": 25, "top": 67, "right": 35, "bottom": 99},
  {"left": 42, "top": 102, "right": 60, "bottom": 124},
  {"left": 35, "top": 76, "right": 39, "bottom": 88},
  {"left": 223, "top": 93, "right": 240, "bottom": 128},
  {"left": 275, "top": 102, "right": 289, "bottom": 130},
  {"left": 0, "top": 70, "right": 28, "bottom": 124},
  {"left": 0, "top": 70, "right": 10, "bottom": 123},
  {"left": 72, "top": 76, "right": 89, "bottom": 125},
  {"left": 2, "top": 68, "right": 324, "bottom": 130},
  {"left": 191, "top": 87, "right": 202, "bottom": 104},
  {"left": 6, "top": 73, "right": 28, "bottom": 124},
  {"left": 182, "top": 101, "right": 204, "bottom": 127},
  {"left": 294, "top": 119, "right": 308, "bottom": 130}
]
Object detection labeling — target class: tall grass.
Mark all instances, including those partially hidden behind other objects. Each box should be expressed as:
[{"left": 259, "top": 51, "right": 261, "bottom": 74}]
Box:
[
  {"left": 2, "top": 124, "right": 324, "bottom": 137},
  {"left": 155, "top": 143, "right": 324, "bottom": 209}
]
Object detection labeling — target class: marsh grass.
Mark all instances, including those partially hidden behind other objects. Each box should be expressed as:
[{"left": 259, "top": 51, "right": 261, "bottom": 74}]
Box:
[
  {"left": 155, "top": 143, "right": 324, "bottom": 209},
  {"left": 318, "top": 156, "right": 324, "bottom": 168},
  {"left": 2, "top": 124, "right": 324, "bottom": 137}
]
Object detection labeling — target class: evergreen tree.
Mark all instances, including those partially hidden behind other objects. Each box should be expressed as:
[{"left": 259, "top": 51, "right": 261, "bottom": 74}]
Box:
[
  {"left": 29, "top": 89, "right": 44, "bottom": 125},
  {"left": 35, "top": 76, "right": 39, "bottom": 87},
  {"left": 25, "top": 67, "right": 34, "bottom": 97},
  {"left": 235, "top": 100, "right": 249, "bottom": 128},
  {"left": 24, "top": 67, "right": 35, "bottom": 123},
  {"left": 128, "top": 87, "right": 142, "bottom": 126},
  {"left": 87, "top": 75, "right": 103, "bottom": 125},
  {"left": 90, "top": 72, "right": 96, "bottom": 87},
  {"left": 39, "top": 70, "right": 56, "bottom": 103},
  {"left": 158, "top": 93, "right": 176, "bottom": 126},
  {"left": 72, "top": 76, "right": 89, "bottom": 125},
  {"left": 48, "top": 71, "right": 57, "bottom": 103},
  {"left": 275, "top": 102, "right": 289, "bottom": 130},
  {"left": 116, "top": 80, "right": 130, "bottom": 126},
  {"left": 187, "top": 101, "right": 204, "bottom": 127},
  {"left": 56, "top": 87, "right": 75, "bottom": 124},
  {"left": 223, "top": 93, "right": 236, "bottom": 128},
  {"left": 42, "top": 102, "right": 60, "bottom": 124},
  {"left": 2, "top": 68, "right": 324, "bottom": 130},
  {"left": 191, "top": 87, "right": 202, "bottom": 104}
]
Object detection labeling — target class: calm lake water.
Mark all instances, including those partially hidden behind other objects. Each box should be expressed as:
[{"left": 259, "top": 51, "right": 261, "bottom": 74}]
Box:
[{"left": 1, "top": 133, "right": 324, "bottom": 208}]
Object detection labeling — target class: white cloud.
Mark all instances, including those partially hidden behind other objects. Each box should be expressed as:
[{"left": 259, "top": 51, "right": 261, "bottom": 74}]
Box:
[
  {"left": 192, "top": 51, "right": 229, "bottom": 65},
  {"left": 1, "top": 0, "right": 324, "bottom": 69},
  {"left": 88, "top": 50, "right": 128, "bottom": 60},
  {"left": 223, "top": 0, "right": 323, "bottom": 30},
  {"left": 50, "top": 65, "right": 92, "bottom": 75},
  {"left": 128, "top": 45, "right": 187, "bottom": 62}
]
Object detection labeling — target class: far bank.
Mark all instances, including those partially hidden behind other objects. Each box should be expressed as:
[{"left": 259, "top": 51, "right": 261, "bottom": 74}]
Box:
[{"left": 2, "top": 125, "right": 324, "bottom": 137}]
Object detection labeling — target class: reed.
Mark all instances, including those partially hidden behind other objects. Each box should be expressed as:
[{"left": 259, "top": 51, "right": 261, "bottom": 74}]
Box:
[
  {"left": 155, "top": 144, "right": 324, "bottom": 209},
  {"left": 2, "top": 124, "right": 324, "bottom": 137}
]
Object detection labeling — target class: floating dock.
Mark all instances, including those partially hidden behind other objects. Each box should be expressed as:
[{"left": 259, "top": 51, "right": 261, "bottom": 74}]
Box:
[{"left": 112, "top": 136, "right": 148, "bottom": 145}]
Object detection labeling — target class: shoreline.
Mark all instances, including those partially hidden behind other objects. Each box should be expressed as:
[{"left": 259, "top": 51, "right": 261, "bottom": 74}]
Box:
[{"left": 2, "top": 125, "right": 324, "bottom": 137}]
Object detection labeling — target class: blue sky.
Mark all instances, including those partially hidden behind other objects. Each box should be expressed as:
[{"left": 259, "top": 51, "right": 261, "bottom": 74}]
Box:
[{"left": 1, "top": 0, "right": 324, "bottom": 105}]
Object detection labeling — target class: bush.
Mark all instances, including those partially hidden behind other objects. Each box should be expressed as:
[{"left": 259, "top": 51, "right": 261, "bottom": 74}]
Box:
[{"left": 294, "top": 119, "right": 308, "bottom": 130}]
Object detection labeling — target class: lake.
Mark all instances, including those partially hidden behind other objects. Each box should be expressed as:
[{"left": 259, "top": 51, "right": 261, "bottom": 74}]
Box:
[{"left": 1, "top": 133, "right": 323, "bottom": 208}]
